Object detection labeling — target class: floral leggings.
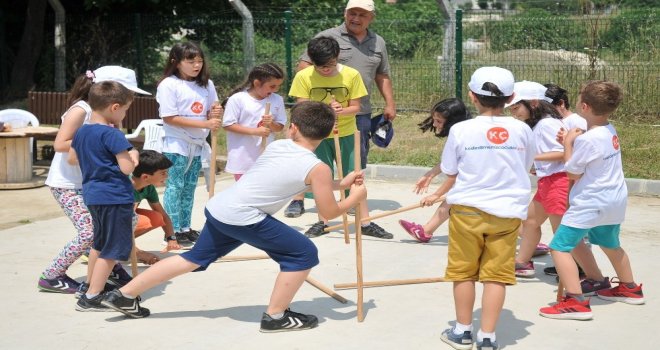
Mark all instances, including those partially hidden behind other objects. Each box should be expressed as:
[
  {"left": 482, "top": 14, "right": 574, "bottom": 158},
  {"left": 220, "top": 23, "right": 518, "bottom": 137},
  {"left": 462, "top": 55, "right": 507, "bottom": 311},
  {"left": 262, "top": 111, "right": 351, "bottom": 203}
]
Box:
[
  {"left": 42, "top": 187, "right": 93, "bottom": 279},
  {"left": 163, "top": 153, "right": 201, "bottom": 233}
]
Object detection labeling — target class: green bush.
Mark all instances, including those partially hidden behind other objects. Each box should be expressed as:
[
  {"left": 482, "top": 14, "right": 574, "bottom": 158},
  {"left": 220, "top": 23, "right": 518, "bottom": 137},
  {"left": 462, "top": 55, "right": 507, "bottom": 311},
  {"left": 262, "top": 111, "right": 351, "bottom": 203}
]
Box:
[{"left": 600, "top": 9, "right": 659, "bottom": 59}]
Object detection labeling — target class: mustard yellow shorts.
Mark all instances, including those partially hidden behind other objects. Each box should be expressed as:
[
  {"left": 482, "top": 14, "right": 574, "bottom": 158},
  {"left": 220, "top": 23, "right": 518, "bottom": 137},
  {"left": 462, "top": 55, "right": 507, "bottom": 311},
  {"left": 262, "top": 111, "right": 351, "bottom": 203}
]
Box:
[{"left": 444, "top": 205, "right": 521, "bottom": 285}]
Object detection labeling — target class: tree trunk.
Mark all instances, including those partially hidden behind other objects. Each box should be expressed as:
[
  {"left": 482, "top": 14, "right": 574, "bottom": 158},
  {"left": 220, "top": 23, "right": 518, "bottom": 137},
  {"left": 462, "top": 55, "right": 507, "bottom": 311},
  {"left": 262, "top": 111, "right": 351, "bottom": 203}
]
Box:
[{"left": 8, "top": 0, "right": 47, "bottom": 99}]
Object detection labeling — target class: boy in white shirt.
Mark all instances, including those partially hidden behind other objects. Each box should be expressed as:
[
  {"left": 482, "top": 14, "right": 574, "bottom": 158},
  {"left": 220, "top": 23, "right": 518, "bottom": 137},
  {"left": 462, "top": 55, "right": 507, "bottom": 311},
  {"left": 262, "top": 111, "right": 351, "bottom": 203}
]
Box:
[
  {"left": 540, "top": 80, "right": 644, "bottom": 321},
  {"left": 439, "top": 67, "right": 535, "bottom": 350}
]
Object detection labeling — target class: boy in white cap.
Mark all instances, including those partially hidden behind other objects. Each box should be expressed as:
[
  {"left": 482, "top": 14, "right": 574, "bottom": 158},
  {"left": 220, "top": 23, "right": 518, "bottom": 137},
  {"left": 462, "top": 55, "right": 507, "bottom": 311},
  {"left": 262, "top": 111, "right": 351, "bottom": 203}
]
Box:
[{"left": 439, "top": 67, "right": 535, "bottom": 350}]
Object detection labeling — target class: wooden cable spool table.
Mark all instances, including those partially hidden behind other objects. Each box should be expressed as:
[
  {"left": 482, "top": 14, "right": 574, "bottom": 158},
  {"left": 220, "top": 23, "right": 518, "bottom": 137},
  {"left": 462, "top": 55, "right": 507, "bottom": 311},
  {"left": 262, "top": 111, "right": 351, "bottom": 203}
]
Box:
[{"left": 0, "top": 126, "right": 59, "bottom": 189}]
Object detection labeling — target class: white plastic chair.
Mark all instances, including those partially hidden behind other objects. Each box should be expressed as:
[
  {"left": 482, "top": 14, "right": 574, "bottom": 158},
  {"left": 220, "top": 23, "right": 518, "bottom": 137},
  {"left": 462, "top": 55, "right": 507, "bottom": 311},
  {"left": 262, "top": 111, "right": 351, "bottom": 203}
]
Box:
[
  {"left": 0, "top": 109, "right": 40, "bottom": 161},
  {"left": 125, "top": 119, "right": 164, "bottom": 152}
]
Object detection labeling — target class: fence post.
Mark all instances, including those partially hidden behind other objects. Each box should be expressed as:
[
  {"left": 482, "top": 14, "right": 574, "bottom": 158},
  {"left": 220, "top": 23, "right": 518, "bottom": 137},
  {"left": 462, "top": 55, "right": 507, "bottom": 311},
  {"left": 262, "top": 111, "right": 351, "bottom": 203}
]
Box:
[
  {"left": 454, "top": 9, "right": 463, "bottom": 99},
  {"left": 229, "top": 0, "right": 256, "bottom": 75},
  {"left": 133, "top": 13, "right": 145, "bottom": 88},
  {"left": 285, "top": 10, "right": 293, "bottom": 102}
]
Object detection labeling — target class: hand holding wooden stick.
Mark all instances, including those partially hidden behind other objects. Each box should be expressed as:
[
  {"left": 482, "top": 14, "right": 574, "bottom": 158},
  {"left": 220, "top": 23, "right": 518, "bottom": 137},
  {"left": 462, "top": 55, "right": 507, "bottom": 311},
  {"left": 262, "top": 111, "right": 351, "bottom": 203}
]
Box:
[
  {"left": 209, "top": 101, "right": 223, "bottom": 198},
  {"left": 260, "top": 102, "right": 271, "bottom": 154}
]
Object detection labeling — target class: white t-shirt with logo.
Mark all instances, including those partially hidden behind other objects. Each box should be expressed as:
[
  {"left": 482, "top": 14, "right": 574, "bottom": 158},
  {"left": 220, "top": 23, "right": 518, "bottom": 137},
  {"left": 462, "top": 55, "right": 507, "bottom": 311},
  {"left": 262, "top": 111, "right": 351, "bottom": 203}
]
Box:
[
  {"left": 533, "top": 117, "right": 566, "bottom": 178},
  {"left": 45, "top": 101, "right": 93, "bottom": 189},
  {"left": 562, "top": 124, "right": 627, "bottom": 228},
  {"left": 223, "top": 91, "right": 287, "bottom": 174},
  {"left": 563, "top": 112, "right": 587, "bottom": 131},
  {"left": 157, "top": 76, "right": 218, "bottom": 156},
  {"left": 441, "top": 116, "right": 535, "bottom": 219},
  {"left": 206, "top": 139, "right": 322, "bottom": 225}
]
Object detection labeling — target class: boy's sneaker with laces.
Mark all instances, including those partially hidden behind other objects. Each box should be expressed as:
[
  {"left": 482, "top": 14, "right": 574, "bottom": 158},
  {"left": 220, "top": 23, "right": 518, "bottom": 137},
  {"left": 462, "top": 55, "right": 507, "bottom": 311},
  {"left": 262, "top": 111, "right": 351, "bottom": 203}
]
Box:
[
  {"left": 596, "top": 281, "right": 645, "bottom": 305},
  {"left": 182, "top": 229, "right": 200, "bottom": 242},
  {"left": 515, "top": 261, "right": 535, "bottom": 278},
  {"left": 284, "top": 200, "right": 305, "bottom": 218},
  {"left": 477, "top": 338, "right": 498, "bottom": 350},
  {"left": 440, "top": 328, "right": 473, "bottom": 350},
  {"left": 539, "top": 296, "right": 592, "bottom": 320},
  {"left": 581, "top": 277, "right": 611, "bottom": 295},
  {"left": 174, "top": 231, "right": 193, "bottom": 245},
  {"left": 75, "top": 293, "right": 112, "bottom": 312},
  {"left": 362, "top": 222, "right": 394, "bottom": 239},
  {"left": 101, "top": 289, "right": 150, "bottom": 318},
  {"left": 37, "top": 274, "right": 80, "bottom": 294},
  {"left": 398, "top": 219, "right": 431, "bottom": 243},
  {"left": 304, "top": 221, "right": 329, "bottom": 238},
  {"left": 259, "top": 308, "right": 318, "bottom": 333},
  {"left": 75, "top": 281, "right": 118, "bottom": 299},
  {"left": 108, "top": 264, "right": 133, "bottom": 287}
]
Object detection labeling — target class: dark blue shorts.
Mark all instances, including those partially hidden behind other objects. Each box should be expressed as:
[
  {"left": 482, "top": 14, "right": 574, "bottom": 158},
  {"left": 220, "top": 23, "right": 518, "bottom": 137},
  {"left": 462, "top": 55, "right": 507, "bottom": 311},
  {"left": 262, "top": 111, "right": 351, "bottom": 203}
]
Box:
[
  {"left": 181, "top": 210, "right": 319, "bottom": 272},
  {"left": 88, "top": 204, "right": 134, "bottom": 261}
]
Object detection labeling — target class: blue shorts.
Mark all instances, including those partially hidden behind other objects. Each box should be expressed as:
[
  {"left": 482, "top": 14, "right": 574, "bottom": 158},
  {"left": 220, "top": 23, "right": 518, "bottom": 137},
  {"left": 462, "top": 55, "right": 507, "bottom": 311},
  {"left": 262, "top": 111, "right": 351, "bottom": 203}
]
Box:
[
  {"left": 181, "top": 210, "right": 319, "bottom": 272},
  {"left": 550, "top": 224, "right": 621, "bottom": 252},
  {"left": 88, "top": 204, "right": 134, "bottom": 261}
]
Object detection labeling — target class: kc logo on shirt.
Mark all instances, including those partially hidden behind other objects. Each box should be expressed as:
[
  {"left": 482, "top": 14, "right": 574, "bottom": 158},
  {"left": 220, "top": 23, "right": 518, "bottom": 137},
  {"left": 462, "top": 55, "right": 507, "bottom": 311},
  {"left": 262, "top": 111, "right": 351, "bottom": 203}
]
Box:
[
  {"left": 191, "top": 101, "right": 204, "bottom": 114},
  {"left": 487, "top": 127, "right": 509, "bottom": 144},
  {"left": 612, "top": 135, "right": 620, "bottom": 150}
]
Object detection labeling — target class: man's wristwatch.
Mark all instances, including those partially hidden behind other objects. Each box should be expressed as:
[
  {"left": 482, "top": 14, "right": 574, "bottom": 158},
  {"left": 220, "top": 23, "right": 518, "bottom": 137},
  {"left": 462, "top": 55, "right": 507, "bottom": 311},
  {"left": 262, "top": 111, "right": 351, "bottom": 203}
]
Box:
[{"left": 165, "top": 235, "right": 177, "bottom": 242}]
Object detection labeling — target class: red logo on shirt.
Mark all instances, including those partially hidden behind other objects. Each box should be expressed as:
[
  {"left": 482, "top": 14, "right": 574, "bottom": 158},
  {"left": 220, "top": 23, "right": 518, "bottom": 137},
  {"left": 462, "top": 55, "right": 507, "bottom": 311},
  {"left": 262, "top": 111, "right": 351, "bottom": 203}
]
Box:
[
  {"left": 190, "top": 102, "right": 204, "bottom": 114},
  {"left": 487, "top": 127, "right": 509, "bottom": 144},
  {"left": 612, "top": 135, "right": 620, "bottom": 150}
]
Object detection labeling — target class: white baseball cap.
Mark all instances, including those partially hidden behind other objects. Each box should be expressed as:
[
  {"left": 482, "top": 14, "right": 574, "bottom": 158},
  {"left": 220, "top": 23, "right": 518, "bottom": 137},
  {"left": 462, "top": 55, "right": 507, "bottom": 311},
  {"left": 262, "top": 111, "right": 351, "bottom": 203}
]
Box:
[
  {"left": 505, "top": 80, "right": 553, "bottom": 107},
  {"left": 346, "top": 0, "right": 375, "bottom": 12},
  {"left": 93, "top": 65, "right": 151, "bottom": 95},
  {"left": 468, "top": 66, "right": 515, "bottom": 97}
]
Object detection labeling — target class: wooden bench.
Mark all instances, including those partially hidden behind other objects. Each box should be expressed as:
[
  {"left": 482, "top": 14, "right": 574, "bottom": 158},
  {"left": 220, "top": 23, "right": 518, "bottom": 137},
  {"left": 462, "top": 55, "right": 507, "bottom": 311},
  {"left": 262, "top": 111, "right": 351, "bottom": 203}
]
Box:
[
  {"left": 27, "top": 91, "right": 159, "bottom": 159},
  {"left": 28, "top": 91, "right": 159, "bottom": 132}
]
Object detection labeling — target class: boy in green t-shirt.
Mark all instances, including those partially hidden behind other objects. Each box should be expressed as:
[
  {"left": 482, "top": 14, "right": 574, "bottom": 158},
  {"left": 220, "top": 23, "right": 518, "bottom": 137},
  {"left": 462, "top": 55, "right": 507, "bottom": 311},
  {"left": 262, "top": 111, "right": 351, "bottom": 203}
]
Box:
[
  {"left": 132, "top": 150, "right": 179, "bottom": 264},
  {"left": 286, "top": 36, "right": 392, "bottom": 239}
]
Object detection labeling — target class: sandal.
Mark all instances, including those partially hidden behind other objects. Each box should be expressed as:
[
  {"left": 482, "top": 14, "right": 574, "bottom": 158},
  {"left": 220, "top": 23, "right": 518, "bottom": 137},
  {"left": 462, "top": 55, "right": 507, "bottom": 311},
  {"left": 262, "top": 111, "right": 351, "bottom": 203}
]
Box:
[{"left": 136, "top": 250, "right": 160, "bottom": 265}]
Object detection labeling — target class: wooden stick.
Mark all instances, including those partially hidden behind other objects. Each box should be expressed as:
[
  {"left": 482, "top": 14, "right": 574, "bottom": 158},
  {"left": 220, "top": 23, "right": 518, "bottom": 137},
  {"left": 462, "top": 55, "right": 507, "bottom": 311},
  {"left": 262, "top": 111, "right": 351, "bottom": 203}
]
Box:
[
  {"left": 334, "top": 277, "right": 446, "bottom": 290},
  {"left": 557, "top": 279, "right": 564, "bottom": 301},
  {"left": 324, "top": 196, "right": 445, "bottom": 232},
  {"left": 130, "top": 234, "right": 139, "bottom": 277},
  {"left": 332, "top": 121, "right": 350, "bottom": 244},
  {"left": 260, "top": 102, "right": 271, "bottom": 154},
  {"left": 305, "top": 276, "right": 348, "bottom": 304},
  {"left": 353, "top": 131, "right": 364, "bottom": 322},
  {"left": 216, "top": 254, "right": 270, "bottom": 263},
  {"left": 209, "top": 101, "right": 221, "bottom": 198}
]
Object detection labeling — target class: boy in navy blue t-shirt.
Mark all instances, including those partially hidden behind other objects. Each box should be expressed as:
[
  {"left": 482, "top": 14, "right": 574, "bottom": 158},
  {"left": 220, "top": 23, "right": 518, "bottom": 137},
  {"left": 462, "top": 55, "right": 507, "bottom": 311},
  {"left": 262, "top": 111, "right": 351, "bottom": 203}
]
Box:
[{"left": 69, "top": 81, "right": 142, "bottom": 313}]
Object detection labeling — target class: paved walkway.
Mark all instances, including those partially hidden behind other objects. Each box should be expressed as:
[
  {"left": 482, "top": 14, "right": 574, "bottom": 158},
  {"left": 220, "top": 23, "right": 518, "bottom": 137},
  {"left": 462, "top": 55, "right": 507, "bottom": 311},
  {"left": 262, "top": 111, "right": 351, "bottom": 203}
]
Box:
[{"left": 1, "top": 174, "right": 659, "bottom": 349}]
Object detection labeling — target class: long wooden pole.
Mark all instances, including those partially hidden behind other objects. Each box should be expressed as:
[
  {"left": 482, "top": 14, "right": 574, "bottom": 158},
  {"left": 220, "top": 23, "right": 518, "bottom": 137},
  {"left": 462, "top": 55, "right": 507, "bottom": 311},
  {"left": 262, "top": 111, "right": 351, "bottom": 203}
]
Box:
[
  {"left": 324, "top": 196, "right": 445, "bottom": 232},
  {"left": 354, "top": 131, "right": 364, "bottom": 322},
  {"left": 557, "top": 279, "right": 564, "bottom": 301},
  {"left": 305, "top": 276, "right": 348, "bottom": 304},
  {"left": 130, "top": 233, "right": 139, "bottom": 277},
  {"left": 334, "top": 277, "right": 446, "bottom": 290},
  {"left": 330, "top": 98, "right": 350, "bottom": 244},
  {"left": 215, "top": 254, "right": 270, "bottom": 263},
  {"left": 209, "top": 101, "right": 221, "bottom": 198},
  {"left": 260, "top": 102, "right": 271, "bottom": 154}
]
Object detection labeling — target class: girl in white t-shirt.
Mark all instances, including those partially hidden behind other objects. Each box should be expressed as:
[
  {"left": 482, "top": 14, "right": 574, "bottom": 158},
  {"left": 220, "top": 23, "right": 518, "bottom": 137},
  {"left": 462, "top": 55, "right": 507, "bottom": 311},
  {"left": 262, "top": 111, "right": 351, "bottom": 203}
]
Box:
[
  {"left": 544, "top": 83, "right": 588, "bottom": 130},
  {"left": 508, "top": 81, "right": 569, "bottom": 277},
  {"left": 157, "top": 42, "right": 223, "bottom": 244},
  {"left": 39, "top": 67, "right": 147, "bottom": 294},
  {"left": 222, "top": 63, "right": 286, "bottom": 181},
  {"left": 398, "top": 98, "right": 471, "bottom": 242}
]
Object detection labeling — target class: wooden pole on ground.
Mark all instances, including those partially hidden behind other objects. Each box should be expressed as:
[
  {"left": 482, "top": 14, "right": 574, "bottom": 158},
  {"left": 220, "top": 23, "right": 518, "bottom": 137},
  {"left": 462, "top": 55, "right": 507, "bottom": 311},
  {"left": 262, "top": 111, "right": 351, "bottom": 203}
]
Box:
[
  {"left": 334, "top": 277, "right": 446, "bottom": 290},
  {"left": 354, "top": 131, "right": 364, "bottom": 322},
  {"left": 209, "top": 101, "right": 221, "bottom": 198},
  {"left": 130, "top": 234, "right": 139, "bottom": 277},
  {"left": 305, "top": 276, "right": 348, "bottom": 304},
  {"left": 260, "top": 102, "right": 271, "bottom": 154},
  {"left": 216, "top": 254, "right": 270, "bottom": 262},
  {"left": 324, "top": 196, "right": 445, "bottom": 233}
]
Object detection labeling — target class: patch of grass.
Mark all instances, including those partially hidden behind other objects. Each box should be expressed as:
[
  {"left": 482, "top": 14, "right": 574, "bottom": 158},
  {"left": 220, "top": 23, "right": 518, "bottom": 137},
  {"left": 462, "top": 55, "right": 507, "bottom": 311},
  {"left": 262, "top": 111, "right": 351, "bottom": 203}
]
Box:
[{"left": 367, "top": 113, "right": 659, "bottom": 180}]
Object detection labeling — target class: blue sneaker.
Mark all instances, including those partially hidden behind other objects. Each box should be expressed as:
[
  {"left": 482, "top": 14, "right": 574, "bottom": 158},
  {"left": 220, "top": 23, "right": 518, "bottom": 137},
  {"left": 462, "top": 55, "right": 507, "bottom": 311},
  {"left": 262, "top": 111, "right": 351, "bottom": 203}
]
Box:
[
  {"left": 477, "top": 338, "right": 498, "bottom": 350},
  {"left": 441, "top": 327, "right": 473, "bottom": 350}
]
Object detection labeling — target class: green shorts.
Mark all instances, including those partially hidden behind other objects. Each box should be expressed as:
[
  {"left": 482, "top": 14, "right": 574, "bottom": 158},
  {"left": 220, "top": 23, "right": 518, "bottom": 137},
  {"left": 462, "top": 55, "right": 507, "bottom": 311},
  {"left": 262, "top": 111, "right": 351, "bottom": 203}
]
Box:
[
  {"left": 550, "top": 224, "right": 621, "bottom": 252},
  {"left": 305, "top": 135, "right": 355, "bottom": 199}
]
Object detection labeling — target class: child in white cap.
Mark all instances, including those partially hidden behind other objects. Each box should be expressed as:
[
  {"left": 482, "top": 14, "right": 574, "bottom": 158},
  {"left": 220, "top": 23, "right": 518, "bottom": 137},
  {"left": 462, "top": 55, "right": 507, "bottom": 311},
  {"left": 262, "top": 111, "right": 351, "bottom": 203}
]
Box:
[{"left": 439, "top": 67, "right": 535, "bottom": 350}]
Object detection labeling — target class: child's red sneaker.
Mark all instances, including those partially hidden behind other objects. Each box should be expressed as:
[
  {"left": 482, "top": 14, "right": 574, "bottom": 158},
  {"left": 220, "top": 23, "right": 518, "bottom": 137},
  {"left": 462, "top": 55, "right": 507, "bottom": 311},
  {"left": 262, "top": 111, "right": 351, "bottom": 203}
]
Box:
[
  {"left": 398, "top": 219, "right": 431, "bottom": 243},
  {"left": 539, "top": 296, "right": 593, "bottom": 320},
  {"left": 596, "top": 281, "right": 645, "bottom": 305}
]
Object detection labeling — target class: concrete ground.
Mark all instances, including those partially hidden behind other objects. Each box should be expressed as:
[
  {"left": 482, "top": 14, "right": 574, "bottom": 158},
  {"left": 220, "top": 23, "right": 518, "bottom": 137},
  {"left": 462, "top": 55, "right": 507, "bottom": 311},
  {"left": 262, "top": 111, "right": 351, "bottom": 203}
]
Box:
[{"left": 1, "top": 172, "right": 659, "bottom": 349}]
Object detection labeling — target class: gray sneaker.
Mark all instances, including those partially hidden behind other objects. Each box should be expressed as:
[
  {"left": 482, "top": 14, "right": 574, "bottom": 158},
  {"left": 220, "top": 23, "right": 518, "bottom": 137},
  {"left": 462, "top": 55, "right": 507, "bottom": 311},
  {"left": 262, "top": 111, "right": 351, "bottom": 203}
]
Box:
[
  {"left": 477, "top": 338, "right": 498, "bottom": 350},
  {"left": 440, "top": 327, "right": 473, "bottom": 350},
  {"left": 284, "top": 200, "right": 305, "bottom": 218}
]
